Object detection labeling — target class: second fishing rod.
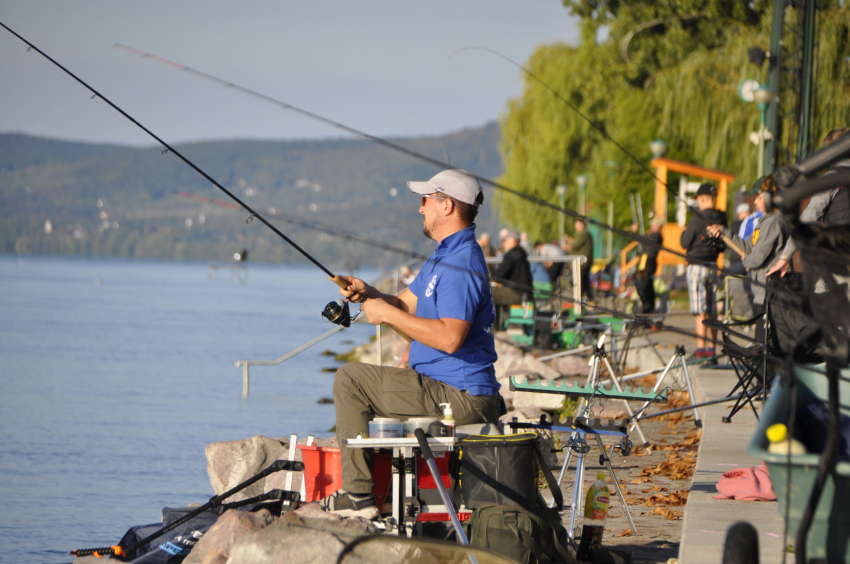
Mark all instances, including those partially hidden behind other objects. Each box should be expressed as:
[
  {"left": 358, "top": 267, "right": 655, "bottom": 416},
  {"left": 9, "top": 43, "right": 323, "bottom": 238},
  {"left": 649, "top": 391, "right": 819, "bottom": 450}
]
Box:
[
  {"left": 0, "top": 21, "right": 411, "bottom": 339},
  {"left": 113, "top": 43, "right": 740, "bottom": 284}
]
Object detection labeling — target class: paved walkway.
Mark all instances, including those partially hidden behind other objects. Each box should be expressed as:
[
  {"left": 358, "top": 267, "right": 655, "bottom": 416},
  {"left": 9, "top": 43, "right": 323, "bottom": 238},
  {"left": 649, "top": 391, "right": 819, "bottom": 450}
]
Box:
[{"left": 679, "top": 364, "right": 787, "bottom": 564}]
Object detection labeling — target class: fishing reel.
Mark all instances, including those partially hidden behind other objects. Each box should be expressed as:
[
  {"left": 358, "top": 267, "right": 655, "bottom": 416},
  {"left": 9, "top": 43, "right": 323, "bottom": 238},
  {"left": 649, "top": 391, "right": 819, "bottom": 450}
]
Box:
[{"left": 322, "top": 299, "right": 355, "bottom": 328}]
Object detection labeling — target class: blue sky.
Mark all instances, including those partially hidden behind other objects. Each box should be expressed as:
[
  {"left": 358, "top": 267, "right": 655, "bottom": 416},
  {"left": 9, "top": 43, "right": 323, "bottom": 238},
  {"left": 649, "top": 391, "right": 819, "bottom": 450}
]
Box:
[{"left": 0, "top": 1, "right": 579, "bottom": 146}]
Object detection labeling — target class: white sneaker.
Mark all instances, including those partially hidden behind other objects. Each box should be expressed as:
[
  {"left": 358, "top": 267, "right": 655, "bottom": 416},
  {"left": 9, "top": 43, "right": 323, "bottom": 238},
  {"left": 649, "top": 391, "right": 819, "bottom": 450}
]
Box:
[{"left": 320, "top": 491, "right": 380, "bottom": 520}]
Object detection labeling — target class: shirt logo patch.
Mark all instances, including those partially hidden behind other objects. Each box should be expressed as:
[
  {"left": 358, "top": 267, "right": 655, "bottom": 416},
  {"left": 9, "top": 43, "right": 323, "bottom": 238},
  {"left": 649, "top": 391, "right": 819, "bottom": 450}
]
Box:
[{"left": 425, "top": 275, "right": 437, "bottom": 297}]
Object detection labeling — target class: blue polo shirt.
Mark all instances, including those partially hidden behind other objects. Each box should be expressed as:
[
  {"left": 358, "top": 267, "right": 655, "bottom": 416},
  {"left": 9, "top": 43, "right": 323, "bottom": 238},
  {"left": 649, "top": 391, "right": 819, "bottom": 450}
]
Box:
[{"left": 408, "top": 226, "right": 499, "bottom": 396}]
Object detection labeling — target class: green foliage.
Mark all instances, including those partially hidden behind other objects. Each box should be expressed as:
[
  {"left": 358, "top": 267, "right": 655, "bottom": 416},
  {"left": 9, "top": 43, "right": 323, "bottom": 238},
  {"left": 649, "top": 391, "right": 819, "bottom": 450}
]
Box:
[{"left": 499, "top": 0, "right": 850, "bottom": 243}]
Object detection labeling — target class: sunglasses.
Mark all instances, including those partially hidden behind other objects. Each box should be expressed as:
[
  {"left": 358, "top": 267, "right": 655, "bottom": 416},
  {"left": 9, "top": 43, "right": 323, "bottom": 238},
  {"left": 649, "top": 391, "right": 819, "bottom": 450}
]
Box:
[{"left": 422, "top": 194, "right": 446, "bottom": 204}]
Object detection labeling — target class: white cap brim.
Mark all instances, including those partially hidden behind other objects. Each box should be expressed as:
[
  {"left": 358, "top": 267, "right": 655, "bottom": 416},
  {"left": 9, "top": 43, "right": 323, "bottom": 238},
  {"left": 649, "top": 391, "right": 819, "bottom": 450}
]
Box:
[{"left": 406, "top": 180, "right": 436, "bottom": 196}]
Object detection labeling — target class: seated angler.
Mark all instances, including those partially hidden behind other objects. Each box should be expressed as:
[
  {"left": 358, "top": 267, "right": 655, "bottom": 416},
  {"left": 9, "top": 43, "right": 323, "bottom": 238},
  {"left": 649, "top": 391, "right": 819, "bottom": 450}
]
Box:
[{"left": 324, "top": 169, "right": 505, "bottom": 519}]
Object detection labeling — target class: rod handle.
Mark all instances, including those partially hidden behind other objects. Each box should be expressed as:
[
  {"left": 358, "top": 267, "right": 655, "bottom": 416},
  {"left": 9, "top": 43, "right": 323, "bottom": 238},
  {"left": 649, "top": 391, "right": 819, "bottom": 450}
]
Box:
[
  {"left": 720, "top": 235, "right": 747, "bottom": 259},
  {"left": 388, "top": 325, "right": 412, "bottom": 343},
  {"left": 414, "top": 428, "right": 434, "bottom": 459}
]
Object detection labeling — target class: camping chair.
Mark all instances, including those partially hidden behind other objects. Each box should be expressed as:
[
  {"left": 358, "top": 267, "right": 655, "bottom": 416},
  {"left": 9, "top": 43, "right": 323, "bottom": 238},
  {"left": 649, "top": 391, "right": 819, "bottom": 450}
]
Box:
[{"left": 703, "top": 305, "right": 772, "bottom": 423}]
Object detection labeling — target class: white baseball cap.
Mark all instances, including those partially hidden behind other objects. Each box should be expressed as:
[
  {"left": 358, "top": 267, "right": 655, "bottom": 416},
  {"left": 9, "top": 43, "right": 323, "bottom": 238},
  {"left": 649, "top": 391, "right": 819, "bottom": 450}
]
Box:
[{"left": 407, "top": 169, "right": 483, "bottom": 207}]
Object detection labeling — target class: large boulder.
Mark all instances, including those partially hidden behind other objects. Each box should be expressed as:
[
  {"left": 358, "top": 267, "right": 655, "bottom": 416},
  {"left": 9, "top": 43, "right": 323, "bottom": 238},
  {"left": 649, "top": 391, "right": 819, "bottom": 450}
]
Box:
[
  {"left": 226, "top": 503, "right": 377, "bottom": 564},
  {"left": 550, "top": 355, "right": 591, "bottom": 378},
  {"left": 205, "top": 435, "right": 292, "bottom": 502},
  {"left": 184, "top": 508, "right": 275, "bottom": 564}
]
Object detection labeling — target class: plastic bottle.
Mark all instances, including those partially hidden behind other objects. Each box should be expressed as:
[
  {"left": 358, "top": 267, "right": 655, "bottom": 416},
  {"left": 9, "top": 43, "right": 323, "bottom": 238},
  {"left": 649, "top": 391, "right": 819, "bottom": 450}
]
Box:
[
  {"left": 576, "top": 474, "right": 610, "bottom": 561},
  {"left": 439, "top": 403, "right": 455, "bottom": 437},
  {"left": 766, "top": 423, "right": 806, "bottom": 455}
]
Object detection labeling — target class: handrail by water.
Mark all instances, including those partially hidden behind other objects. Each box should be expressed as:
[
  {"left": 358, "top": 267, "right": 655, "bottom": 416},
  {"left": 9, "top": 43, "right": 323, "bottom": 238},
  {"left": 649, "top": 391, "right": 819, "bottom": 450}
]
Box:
[
  {"left": 235, "top": 325, "right": 346, "bottom": 397},
  {"left": 234, "top": 262, "right": 423, "bottom": 397}
]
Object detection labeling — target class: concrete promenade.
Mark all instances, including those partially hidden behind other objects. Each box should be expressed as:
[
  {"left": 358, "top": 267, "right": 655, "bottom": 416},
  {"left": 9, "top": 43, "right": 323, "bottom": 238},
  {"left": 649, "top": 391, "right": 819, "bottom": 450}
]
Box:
[{"left": 679, "top": 364, "right": 787, "bottom": 564}]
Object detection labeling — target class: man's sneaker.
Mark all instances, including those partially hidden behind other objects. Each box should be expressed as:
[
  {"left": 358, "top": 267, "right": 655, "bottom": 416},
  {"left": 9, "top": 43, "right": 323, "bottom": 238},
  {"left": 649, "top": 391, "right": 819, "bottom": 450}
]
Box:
[
  {"left": 321, "top": 491, "right": 380, "bottom": 520},
  {"left": 685, "top": 350, "right": 704, "bottom": 363}
]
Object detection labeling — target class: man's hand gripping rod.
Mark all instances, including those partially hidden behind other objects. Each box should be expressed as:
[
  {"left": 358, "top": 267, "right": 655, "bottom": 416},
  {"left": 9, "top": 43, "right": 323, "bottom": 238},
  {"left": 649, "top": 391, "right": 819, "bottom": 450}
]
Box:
[{"left": 326, "top": 276, "right": 412, "bottom": 342}]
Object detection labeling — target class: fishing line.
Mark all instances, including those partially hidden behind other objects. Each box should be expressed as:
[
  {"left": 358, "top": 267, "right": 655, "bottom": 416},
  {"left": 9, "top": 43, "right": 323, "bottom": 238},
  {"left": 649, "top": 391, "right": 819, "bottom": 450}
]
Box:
[
  {"left": 0, "top": 22, "right": 351, "bottom": 291},
  {"left": 176, "top": 190, "right": 818, "bottom": 363},
  {"left": 450, "top": 46, "right": 670, "bottom": 191},
  {"left": 451, "top": 46, "right": 756, "bottom": 272},
  {"left": 110, "top": 45, "right": 716, "bottom": 273},
  {"left": 112, "top": 42, "right": 781, "bottom": 303}
]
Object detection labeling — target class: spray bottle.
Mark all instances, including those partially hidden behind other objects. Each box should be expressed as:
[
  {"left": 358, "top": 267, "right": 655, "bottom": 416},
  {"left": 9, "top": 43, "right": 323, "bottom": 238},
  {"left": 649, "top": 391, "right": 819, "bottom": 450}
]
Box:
[
  {"left": 577, "top": 473, "right": 610, "bottom": 560},
  {"left": 439, "top": 403, "right": 455, "bottom": 437}
]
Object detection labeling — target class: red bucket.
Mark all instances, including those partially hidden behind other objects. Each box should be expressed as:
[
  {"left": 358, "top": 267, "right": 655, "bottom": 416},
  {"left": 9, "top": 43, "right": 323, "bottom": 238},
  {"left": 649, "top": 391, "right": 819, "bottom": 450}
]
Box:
[{"left": 296, "top": 445, "right": 392, "bottom": 510}]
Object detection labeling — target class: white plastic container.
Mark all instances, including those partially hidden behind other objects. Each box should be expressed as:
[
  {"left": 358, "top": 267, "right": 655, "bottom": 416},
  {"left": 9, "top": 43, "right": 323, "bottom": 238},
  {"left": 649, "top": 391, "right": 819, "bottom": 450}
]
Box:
[
  {"left": 404, "top": 418, "right": 438, "bottom": 437},
  {"left": 369, "top": 417, "right": 404, "bottom": 438}
]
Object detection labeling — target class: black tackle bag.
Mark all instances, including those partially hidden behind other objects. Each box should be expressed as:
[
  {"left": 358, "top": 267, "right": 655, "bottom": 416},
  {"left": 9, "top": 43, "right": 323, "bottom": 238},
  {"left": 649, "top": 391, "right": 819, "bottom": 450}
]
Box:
[
  {"left": 460, "top": 432, "right": 562, "bottom": 510},
  {"left": 461, "top": 432, "right": 577, "bottom": 563}
]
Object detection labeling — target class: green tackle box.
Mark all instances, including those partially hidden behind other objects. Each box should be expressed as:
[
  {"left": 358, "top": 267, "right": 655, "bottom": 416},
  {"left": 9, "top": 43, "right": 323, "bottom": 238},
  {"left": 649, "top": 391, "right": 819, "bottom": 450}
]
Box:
[{"left": 747, "top": 365, "right": 850, "bottom": 563}]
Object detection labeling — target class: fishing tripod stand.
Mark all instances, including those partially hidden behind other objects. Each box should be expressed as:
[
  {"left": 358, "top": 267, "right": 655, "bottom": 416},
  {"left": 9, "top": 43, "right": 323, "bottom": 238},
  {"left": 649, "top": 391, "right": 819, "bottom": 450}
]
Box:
[
  {"left": 510, "top": 336, "right": 671, "bottom": 537},
  {"left": 629, "top": 344, "right": 702, "bottom": 429}
]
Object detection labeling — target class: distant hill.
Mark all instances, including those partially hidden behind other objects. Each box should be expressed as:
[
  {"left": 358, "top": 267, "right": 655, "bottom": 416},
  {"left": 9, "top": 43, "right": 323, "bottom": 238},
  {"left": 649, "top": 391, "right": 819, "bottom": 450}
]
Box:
[{"left": 0, "top": 123, "right": 503, "bottom": 268}]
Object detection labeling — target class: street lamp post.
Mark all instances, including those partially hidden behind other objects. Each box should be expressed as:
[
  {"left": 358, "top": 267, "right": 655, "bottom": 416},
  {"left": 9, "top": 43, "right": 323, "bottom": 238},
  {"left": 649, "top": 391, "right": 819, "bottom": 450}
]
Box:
[
  {"left": 556, "top": 185, "right": 567, "bottom": 244},
  {"left": 650, "top": 139, "right": 668, "bottom": 158},
  {"left": 604, "top": 162, "right": 619, "bottom": 261},
  {"left": 576, "top": 175, "right": 588, "bottom": 217},
  {"left": 754, "top": 86, "right": 776, "bottom": 178}
]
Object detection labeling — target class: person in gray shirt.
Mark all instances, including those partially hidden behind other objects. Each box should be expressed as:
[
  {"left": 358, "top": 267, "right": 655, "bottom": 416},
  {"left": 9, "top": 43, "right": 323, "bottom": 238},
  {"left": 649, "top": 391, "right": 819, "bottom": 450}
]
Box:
[
  {"left": 709, "top": 177, "right": 787, "bottom": 307},
  {"left": 766, "top": 127, "right": 850, "bottom": 277}
]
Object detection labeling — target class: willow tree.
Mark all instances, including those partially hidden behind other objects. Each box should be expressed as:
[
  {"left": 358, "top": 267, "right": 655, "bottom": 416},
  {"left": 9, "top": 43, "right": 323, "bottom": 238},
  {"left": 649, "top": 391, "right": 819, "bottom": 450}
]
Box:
[{"left": 497, "top": 0, "right": 850, "bottom": 243}]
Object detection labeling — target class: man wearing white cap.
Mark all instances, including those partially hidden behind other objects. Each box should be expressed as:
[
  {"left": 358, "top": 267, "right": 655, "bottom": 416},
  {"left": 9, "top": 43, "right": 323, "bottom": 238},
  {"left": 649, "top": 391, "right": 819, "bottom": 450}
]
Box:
[{"left": 326, "top": 169, "right": 503, "bottom": 519}]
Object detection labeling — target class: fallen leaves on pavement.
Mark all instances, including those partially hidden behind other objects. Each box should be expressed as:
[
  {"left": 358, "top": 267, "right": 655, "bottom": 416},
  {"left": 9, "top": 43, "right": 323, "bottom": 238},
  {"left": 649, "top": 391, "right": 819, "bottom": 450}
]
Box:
[{"left": 652, "top": 507, "right": 683, "bottom": 520}]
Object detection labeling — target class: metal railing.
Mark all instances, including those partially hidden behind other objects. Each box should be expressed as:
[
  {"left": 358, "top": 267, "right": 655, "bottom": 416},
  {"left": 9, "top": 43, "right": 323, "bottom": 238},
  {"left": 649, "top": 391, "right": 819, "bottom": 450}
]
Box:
[
  {"left": 234, "top": 261, "right": 423, "bottom": 397},
  {"left": 235, "top": 254, "right": 586, "bottom": 396}
]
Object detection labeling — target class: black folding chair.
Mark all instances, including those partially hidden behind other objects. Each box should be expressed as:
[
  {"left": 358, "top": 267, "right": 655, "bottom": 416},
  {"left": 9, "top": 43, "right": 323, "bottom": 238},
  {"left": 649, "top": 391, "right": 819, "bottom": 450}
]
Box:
[{"left": 703, "top": 306, "right": 772, "bottom": 422}]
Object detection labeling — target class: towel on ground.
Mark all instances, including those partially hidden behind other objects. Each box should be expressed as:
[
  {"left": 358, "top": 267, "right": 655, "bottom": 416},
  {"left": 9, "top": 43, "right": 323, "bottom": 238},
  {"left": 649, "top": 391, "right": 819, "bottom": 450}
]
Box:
[{"left": 713, "top": 462, "right": 776, "bottom": 501}]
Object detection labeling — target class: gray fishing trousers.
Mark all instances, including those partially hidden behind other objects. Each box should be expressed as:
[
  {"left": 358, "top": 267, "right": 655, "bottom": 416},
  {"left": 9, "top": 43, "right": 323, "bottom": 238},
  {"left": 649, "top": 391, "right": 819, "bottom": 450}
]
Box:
[{"left": 333, "top": 361, "right": 504, "bottom": 494}]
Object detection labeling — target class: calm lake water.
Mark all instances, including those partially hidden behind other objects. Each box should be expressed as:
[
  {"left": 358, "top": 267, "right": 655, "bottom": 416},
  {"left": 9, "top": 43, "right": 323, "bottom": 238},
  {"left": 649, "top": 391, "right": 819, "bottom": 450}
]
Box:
[{"left": 0, "top": 255, "right": 375, "bottom": 563}]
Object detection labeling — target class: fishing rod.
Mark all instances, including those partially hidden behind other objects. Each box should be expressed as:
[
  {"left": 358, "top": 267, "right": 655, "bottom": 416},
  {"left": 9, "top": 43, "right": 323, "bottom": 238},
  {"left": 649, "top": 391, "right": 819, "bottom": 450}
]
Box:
[
  {"left": 111, "top": 43, "right": 732, "bottom": 279},
  {"left": 452, "top": 46, "right": 747, "bottom": 261},
  {"left": 0, "top": 21, "right": 402, "bottom": 336},
  {"left": 114, "top": 42, "right": 777, "bottom": 312},
  {"left": 173, "top": 191, "right": 788, "bottom": 361},
  {"left": 176, "top": 192, "right": 433, "bottom": 262}
]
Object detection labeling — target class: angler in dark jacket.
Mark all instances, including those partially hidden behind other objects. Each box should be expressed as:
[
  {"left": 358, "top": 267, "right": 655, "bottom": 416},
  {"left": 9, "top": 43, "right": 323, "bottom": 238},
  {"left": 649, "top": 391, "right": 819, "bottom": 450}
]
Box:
[
  {"left": 680, "top": 183, "right": 727, "bottom": 360},
  {"left": 492, "top": 229, "right": 533, "bottom": 306}
]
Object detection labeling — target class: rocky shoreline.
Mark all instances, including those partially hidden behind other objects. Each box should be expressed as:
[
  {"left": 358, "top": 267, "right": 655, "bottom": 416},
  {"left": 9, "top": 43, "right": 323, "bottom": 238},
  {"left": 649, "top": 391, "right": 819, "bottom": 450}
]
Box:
[{"left": 75, "top": 326, "right": 699, "bottom": 563}]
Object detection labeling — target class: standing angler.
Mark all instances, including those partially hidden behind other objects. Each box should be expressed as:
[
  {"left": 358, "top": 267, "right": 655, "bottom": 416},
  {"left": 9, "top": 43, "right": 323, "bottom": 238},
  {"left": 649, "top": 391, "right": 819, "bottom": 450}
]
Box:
[{"left": 325, "top": 169, "right": 505, "bottom": 519}]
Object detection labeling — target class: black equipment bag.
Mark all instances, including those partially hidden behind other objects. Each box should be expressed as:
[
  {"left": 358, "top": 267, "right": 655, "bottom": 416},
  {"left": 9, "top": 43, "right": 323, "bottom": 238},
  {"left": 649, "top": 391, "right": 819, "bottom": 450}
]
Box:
[
  {"left": 115, "top": 507, "right": 220, "bottom": 563},
  {"left": 465, "top": 505, "right": 577, "bottom": 564},
  {"left": 462, "top": 433, "right": 576, "bottom": 563},
  {"left": 461, "top": 432, "right": 560, "bottom": 510}
]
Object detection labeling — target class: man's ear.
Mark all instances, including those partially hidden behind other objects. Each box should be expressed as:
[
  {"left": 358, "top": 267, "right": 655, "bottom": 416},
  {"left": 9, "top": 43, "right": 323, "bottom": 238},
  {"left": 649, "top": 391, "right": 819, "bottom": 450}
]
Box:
[{"left": 443, "top": 197, "right": 456, "bottom": 216}]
